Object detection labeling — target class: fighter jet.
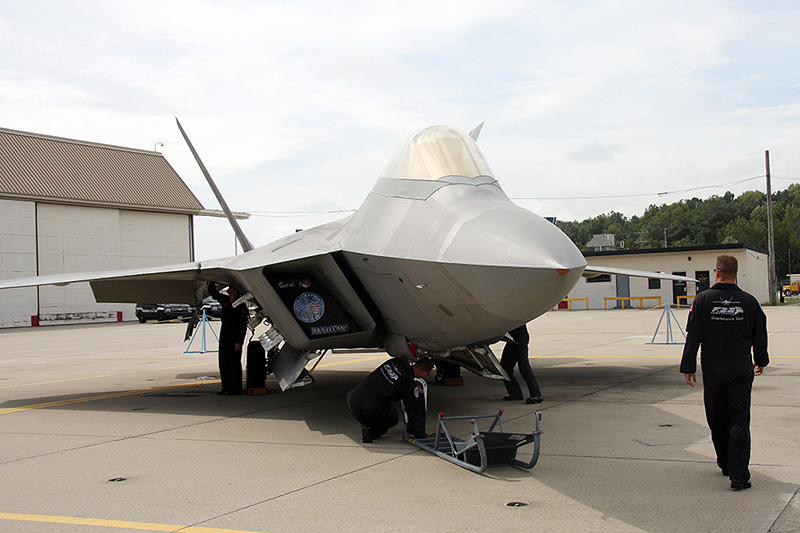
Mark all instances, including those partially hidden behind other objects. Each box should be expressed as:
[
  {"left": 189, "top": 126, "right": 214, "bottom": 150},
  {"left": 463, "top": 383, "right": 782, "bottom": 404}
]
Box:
[{"left": 0, "top": 121, "right": 694, "bottom": 389}]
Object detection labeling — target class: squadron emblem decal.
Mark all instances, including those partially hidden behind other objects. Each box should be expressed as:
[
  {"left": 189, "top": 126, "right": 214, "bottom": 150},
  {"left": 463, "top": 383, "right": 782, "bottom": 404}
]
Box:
[{"left": 293, "top": 292, "right": 325, "bottom": 323}]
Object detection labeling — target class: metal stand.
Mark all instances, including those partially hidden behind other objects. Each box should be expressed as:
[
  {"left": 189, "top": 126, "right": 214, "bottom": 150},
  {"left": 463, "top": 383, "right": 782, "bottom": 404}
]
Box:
[
  {"left": 647, "top": 303, "right": 686, "bottom": 345},
  {"left": 184, "top": 309, "right": 219, "bottom": 353},
  {"left": 404, "top": 409, "right": 543, "bottom": 474}
]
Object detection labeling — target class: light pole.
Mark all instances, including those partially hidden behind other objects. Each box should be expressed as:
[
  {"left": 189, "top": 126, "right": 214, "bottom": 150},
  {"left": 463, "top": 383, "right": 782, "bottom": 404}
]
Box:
[{"left": 766, "top": 151, "right": 777, "bottom": 305}]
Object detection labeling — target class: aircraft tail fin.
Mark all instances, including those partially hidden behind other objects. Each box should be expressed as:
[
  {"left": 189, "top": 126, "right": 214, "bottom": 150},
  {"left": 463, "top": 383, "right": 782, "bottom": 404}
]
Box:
[{"left": 175, "top": 117, "right": 255, "bottom": 253}]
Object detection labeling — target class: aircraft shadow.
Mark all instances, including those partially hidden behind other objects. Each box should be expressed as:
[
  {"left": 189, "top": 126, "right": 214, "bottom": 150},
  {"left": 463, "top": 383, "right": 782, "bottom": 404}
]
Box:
[{"left": 3, "top": 358, "right": 794, "bottom": 532}]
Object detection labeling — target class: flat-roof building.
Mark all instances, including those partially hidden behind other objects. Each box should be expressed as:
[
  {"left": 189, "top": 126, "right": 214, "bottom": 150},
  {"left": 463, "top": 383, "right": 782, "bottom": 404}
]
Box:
[{"left": 565, "top": 244, "right": 769, "bottom": 310}]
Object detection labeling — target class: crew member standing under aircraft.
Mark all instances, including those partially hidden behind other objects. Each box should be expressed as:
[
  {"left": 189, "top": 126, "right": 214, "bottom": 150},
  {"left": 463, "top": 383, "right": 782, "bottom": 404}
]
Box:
[
  {"left": 209, "top": 282, "right": 250, "bottom": 396},
  {"left": 347, "top": 357, "right": 434, "bottom": 443},
  {"left": 500, "top": 324, "right": 543, "bottom": 404},
  {"left": 680, "top": 255, "right": 768, "bottom": 491}
]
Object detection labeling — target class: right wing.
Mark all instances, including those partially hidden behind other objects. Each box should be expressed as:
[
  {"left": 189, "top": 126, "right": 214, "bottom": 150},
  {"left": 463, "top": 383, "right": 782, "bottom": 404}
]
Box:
[
  {"left": 0, "top": 259, "right": 245, "bottom": 304},
  {"left": 0, "top": 222, "right": 381, "bottom": 390},
  {"left": 0, "top": 226, "right": 380, "bottom": 348}
]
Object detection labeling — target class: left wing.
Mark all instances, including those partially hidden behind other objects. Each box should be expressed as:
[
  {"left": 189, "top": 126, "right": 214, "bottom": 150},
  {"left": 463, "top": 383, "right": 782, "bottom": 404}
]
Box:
[{"left": 584, "top": 264, "right": 697, "bottom": 283}]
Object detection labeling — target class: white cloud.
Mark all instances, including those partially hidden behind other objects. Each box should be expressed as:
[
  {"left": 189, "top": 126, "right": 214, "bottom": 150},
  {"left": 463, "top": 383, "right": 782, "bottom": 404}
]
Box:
[{"left": 1, "top": 0, "right": 799, "bottom": 259}]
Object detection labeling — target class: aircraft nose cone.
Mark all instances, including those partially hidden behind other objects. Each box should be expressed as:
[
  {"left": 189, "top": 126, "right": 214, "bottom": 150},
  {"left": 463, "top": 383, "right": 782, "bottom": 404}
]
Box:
[
  {"left": 437, "top": 201, "right": 587, "bottom": 325},
  {"left": 444, "top": 201, "right": 587, "bottom": 272}
]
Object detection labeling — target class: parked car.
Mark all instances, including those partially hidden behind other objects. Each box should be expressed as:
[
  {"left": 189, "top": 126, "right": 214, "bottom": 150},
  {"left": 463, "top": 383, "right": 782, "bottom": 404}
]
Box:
[
  {"left": 135, "top": 303, "right": 194, "bottom": 323},
  {"left": 199, "top": 296, "right": 222, "bottom": 319}
]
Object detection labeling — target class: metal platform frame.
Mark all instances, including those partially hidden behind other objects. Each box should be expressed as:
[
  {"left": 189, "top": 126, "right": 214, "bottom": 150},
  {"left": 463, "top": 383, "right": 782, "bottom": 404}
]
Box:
[{"left": 404, "top": 408, "right": 543, "bottom": 474}]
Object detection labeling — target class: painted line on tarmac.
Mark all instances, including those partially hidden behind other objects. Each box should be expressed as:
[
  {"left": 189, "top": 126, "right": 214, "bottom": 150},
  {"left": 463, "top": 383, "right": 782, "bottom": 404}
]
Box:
[
  {"left": 0, "top": 362, "right": 218, "bottom": 391},
  {"left": 317, "top": 354, "right": 387, "bottom": 368},
  {"left": 0, "top": 355, "right": 380, "bottom": 415},
  {"left": 0, "top": 380, "right": 219, "bottom": 416},
  {"left": 536, "top": 354, "right": 800, "bottom": 358},
  {"left": 4, "top": 352, "right": 793, "bottom": 416},
  {"left": 0, "top": 512, "right": 265, "bottom": 532}
]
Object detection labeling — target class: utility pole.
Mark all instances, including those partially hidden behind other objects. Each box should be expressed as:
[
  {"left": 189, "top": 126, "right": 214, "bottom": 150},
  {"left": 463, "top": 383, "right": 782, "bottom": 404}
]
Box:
[{"left": 766, "top": 150, "right": 777, "bottom": 305}]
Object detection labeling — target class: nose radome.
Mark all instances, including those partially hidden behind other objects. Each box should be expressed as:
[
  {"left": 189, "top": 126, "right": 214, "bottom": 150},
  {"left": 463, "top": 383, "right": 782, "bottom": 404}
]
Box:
[{"left": 443, "top": 202, "right": 587, "bottom": 272}]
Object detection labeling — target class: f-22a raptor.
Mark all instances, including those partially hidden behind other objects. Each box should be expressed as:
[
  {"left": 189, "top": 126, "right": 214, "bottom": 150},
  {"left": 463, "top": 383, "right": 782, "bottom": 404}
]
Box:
[{"left": 0, "top": 120, "right": 694, "bottom": 390}]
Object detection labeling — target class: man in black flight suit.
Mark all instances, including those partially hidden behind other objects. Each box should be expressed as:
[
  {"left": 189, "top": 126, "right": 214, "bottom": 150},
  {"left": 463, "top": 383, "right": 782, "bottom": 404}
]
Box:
[
  {"left": 347, "top": 357, "right": 434, "bottom": 443},
  {"left": 680, "top": 255, "right": 768, "bottom": 491},
  {"left": 500, "top": 324, "right": 543, "bottom": 404},
  {"left": 209, "top": 283, "right": 250, "bottom": 396}
]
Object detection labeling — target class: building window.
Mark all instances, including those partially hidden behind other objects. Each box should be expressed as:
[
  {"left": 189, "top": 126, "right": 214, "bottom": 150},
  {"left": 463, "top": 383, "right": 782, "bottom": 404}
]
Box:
[
  {"left": 587, "top": 274, "right": 612, "bottom": 283},
  {"left": 648, "top": 278, "right": 661, "bottom": 290}
]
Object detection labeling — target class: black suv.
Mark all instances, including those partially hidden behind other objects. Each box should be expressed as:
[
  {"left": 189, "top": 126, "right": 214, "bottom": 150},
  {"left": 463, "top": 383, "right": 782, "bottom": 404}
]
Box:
[
  {"left": 135, "top": 303, "right": 194, "bottom": 323},
  {"left": 199, "top": 297, "right": 222, "bottom": 319}
]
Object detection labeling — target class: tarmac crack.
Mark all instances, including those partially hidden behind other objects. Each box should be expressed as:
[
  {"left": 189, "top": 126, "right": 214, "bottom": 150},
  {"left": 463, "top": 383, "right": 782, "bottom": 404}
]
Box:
[
  {"left": 180, "top": 451, "right": 421, "bottom": 530},
  {"left": 768, "top": 485, "right": 800, "bottom": 533}
]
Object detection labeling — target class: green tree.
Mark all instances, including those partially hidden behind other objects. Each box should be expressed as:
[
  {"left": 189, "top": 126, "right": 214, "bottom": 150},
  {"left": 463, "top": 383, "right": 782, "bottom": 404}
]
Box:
[{"left": 555, "top": 184, "right": 797, "bottom": 279}]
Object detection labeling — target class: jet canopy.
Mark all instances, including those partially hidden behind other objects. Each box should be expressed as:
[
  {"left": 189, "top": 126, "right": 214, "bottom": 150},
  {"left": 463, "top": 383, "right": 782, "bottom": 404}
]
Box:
[{"left": 380, "top": 126, "right": 494, "bottom": 181}]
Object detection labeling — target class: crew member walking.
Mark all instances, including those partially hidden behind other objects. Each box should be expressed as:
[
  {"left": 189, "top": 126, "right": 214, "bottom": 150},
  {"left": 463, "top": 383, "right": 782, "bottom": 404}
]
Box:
[
  {"left": 347, "top": 357, "right": 433, "bottom": 443},
  {"left": 500, "top": 324, "right": 543, "bottom": 404},
  {"left": 680, "top": 255, "right": 768, "bottom": 490},
  {"left": 209, "top": 282, "right": 250, "bottom": 396}
]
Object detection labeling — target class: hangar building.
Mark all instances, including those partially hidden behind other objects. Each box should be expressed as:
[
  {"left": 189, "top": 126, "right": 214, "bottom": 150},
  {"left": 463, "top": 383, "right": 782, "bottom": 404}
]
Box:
[
  {"left": 0, "top": 127, "right": 204, "bottom": 328},
  {"left": 565, "top": 244, "right": 769, "bottom": 310}
]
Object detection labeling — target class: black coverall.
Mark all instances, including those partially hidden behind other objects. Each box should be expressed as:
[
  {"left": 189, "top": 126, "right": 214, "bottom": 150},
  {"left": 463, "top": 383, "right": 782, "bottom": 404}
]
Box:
[
  {"left": 680, "top": 282, "right": 768, "bottom": 482},
  {"left": 500, "top": 325, "right": 542, "bottom": 399},
  {"left": 346, "top": 358, "right": 426, "bottom": 440},
  {"left": 209, "top": 283, "right": 250, "bottom": 395}
]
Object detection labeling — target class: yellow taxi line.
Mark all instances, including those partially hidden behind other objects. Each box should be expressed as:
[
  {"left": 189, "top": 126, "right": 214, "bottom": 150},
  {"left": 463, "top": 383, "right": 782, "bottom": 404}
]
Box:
[
  {"left": 0, "top": 512, "right": 265, "bottom": 532},
  {"left": 317, "top": 354, "right": 387, "bottom": 367},
  {"left": 4, "top": 352, "right": 795, "bottom": 416},
  {"left": 0, "top": 362, "right": 218, "bottom": 391},
  {"left": 0, "top": 355, "right": 381, "bottom": 415},
  {"left": 533, "top": 354, "right": 800, "bottom": 359},
  {"left": 0, "top": 380, "right": 219, "bottom": 416}
]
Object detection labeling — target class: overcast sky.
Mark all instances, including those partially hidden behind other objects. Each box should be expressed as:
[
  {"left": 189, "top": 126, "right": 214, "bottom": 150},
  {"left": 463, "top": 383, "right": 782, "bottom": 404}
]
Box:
[{"left": 2, "top": 1, "right": 799, "bottom": 260}]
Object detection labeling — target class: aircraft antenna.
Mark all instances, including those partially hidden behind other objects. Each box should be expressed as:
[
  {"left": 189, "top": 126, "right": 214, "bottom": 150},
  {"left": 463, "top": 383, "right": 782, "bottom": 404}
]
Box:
[{"left": 175, "top": 117, "right": 255, "bottom": 253}]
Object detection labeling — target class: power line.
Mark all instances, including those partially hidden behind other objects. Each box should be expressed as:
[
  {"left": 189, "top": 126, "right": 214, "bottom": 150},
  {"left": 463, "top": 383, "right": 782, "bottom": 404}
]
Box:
[
  {"left": 240, "top": 174, "right": 799, "bottom": 216},
  {"left": 512, "top": 175, "right": 768, "bottom": 201},
  {"left": 248, "top": 209, "right": 356, "bottom": 218}
]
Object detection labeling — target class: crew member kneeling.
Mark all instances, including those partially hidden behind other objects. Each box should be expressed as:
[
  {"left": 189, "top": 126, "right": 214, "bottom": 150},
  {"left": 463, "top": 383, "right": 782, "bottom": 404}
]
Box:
[{"left": 347, "top": 357, "right": 434, "bottom": 443}]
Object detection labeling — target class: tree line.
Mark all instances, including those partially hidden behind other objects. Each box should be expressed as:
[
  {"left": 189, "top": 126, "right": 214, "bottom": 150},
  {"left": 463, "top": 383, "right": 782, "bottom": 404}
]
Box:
[{"left": 556, "top": 183, "right": 800, "bottom": 282}]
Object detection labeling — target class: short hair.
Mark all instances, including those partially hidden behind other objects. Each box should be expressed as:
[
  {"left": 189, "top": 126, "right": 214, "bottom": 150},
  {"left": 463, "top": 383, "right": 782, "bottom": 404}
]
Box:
[
  {"left": 413, "top": 357, "right": 435, "bottom": 372},
  {"left": 716, "top": 255, "right": 738, "bottom": 278}
]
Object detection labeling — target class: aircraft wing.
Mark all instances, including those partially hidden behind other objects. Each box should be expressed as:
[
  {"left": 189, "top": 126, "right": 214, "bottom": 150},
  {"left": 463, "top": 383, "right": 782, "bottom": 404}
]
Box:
[
  {"left": 0, "top": 261, "right": 235, "bottom": 304},
  {"left": 583, "top": 265, "right": 697, "bottom": 283}
]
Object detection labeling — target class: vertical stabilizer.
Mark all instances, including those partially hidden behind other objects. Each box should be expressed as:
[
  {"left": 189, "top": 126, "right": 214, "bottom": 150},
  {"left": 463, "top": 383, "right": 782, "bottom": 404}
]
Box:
[
  {"left": 176, "top": 117, "right": 255, "bottom": 253},
  {"left": 468, "top": 122, "right": 485, "bottom": 141}
]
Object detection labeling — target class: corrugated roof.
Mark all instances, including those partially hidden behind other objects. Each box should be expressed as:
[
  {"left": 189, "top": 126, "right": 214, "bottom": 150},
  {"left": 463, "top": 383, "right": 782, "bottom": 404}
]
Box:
[{"left": 0, "top": 127, "right": 204, "bottom": 214}]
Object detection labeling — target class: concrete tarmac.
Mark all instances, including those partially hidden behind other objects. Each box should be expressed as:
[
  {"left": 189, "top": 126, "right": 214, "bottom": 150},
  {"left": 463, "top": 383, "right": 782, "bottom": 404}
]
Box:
[{"left": 0, "top": 306, "right": 798, "bottom": 532}]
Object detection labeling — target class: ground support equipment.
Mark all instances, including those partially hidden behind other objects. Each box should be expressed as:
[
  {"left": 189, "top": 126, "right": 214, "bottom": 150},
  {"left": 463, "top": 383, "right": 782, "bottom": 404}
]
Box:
[
  {"left": 184, "top": 309, "right": 219, "bottom": 354},
  {"left": 647, "top": 303, "right": 687, "bottom": 345},
  {"left": 404, "top": 409, "right": 542, "bottom": 474}
]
